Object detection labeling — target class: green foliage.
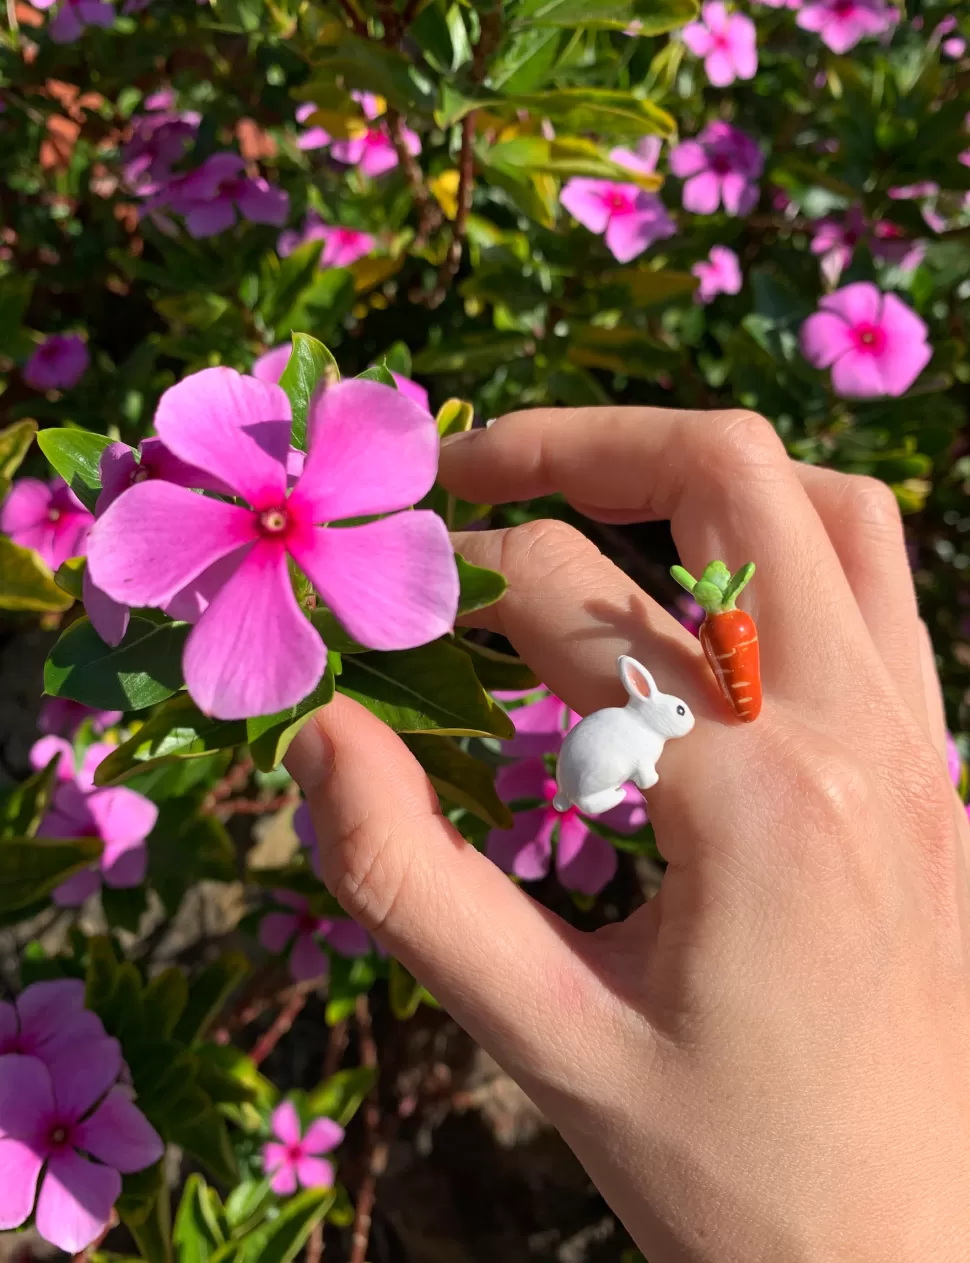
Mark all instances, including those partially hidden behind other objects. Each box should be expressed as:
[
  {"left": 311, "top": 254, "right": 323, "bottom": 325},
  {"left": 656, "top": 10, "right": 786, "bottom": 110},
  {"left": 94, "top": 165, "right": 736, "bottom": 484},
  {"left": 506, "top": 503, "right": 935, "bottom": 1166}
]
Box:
[
  {"left": 0, "top": 537, "right": 74, "bottom": 612},
  {"left": 306, "top": 1066, "right": 378, "bottom": 1126},
  {"left": 246, "top": 659, "right": 337, "bottom": 771},
  {"left": 36, "top": 428, "right": 113, "bottom": 513},
  {"left": 0, "top": 418, "right": 37, "bottom": 501},
  {"left": 45, "top": 615, "right": 189, "bottom": 711},
  {"left": 0, "top": 836, "right": 103, "bottom": 912},
  {"left": 95, "top": 695, "right": 246, "bottom": 785},
  {"left": 278, "top": 333, "right": 340, "bottom": 450}
]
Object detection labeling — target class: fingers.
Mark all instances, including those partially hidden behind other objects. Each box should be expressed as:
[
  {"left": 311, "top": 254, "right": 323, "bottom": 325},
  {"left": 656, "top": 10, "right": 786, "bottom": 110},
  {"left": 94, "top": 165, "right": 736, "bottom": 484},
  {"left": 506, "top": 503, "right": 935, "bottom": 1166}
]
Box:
[
  {"left": 441, "top": 409, "right": 875, "bottom": 708},
  {"left": 916, "top": 619, "right": 948, "bottom": 758},
  {"left": 794, "top": 465, "right": 928, "bottom": 732},
  {"left": 283, "top": 692, "right": 614, "bottom": 1089}
]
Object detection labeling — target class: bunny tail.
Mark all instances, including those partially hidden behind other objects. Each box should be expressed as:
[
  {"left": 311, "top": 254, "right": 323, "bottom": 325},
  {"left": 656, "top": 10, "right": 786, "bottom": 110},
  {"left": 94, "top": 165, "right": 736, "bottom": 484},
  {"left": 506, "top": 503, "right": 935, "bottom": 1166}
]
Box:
[{"left": 552, "top": 790, "right": 572, "bottom": 813}]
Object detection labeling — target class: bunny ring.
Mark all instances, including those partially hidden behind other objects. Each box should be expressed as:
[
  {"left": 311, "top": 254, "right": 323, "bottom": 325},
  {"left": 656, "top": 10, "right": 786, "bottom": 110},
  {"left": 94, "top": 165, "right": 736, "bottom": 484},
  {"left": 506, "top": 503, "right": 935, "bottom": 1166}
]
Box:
[{"left": 553, "top": 656, "right": 694, "bottom": 815}]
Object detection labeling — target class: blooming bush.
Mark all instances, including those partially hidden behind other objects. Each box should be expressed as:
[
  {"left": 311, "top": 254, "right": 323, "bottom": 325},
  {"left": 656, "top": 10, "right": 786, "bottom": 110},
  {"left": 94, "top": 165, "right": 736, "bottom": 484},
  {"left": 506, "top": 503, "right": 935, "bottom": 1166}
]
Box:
[{"left": 0, "top": 0, "right": 967, "bottom": 1256}]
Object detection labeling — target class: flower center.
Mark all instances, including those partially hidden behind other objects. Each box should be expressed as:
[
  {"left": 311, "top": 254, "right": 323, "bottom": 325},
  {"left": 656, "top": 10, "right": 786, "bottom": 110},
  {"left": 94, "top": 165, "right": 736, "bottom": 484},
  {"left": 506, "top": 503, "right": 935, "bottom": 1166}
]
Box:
[
  {"left": 48, "top": 1123, "right": 70, "bottom": 1148},
  {"left": 852, "top": 321, "right": 886, "bottom": 354},
  {"left": 217, "top": 178, "right": 246, "bottom": 198},
  {"left": 542, "top": 775, "right": 577, "bottom": 819},
  {"left": 297, "top": 911, "right": 318, "bottom": 936},
  {"left": 711, "top": 154, "right": 732, "bottom": 175},
  {"left": 833, "top": 0, "right": 855, "bottom": 15},
  {"left": 713, "top": 31, "right": 730, "bottom": 49},
  {"left": 41, "top": 343, "right": 60, "bottom": 360},
  {"left": 363, "top": 131, "right": 384, "bottom": 149},
  {"left": 604, "top": 189, "right": 632, "bottom": 214},
  {"left": 47, "top": 508, "right": 61, "bottom": 523},
  {"left": 257, "top": 506, "right": 289, "bottom": 536},
  {"left": 131, "top": 466, "right": 152, "bottom": 484},
  {"left": 286, "top": 1143, "right": 303, "bottom": 1162}
]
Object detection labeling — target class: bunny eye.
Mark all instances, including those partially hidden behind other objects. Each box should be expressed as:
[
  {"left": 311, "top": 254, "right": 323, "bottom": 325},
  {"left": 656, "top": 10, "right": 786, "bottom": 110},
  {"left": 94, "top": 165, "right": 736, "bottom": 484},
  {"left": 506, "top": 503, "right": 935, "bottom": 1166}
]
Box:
[{"left": 676, "top": 705, "right": 686, "bottom": 716}]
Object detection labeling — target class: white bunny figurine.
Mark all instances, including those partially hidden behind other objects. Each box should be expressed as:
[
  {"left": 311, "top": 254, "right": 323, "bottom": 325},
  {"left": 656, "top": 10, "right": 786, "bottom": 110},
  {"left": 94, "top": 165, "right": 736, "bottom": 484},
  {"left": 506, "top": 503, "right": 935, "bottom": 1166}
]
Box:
[{"left": 553, "top": 656, "right": 694, "bottom": 815}]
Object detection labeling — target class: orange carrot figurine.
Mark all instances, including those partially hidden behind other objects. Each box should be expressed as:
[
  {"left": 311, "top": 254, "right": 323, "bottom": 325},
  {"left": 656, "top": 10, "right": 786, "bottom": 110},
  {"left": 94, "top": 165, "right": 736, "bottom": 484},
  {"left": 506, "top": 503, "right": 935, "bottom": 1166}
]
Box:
[{"left": 671, "top": 560, "right": 762, "bottom": 722}]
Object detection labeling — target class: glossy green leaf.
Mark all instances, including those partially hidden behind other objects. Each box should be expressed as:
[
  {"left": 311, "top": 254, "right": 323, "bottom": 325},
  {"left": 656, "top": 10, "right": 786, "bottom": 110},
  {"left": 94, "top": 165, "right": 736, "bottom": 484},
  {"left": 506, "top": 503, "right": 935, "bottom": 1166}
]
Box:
[
  {"left": 143, "top": 967, "right": 189, "bottom": 1038},
  {"left": 238, "top": 1187, "right": 335, "bottom": 1263},
  {"left": 356, "top": 359, "right": 397, "bottom": 387},
  {"left": 307, "top": 1066, "right": 377, "bottom": 1126},
  {"left": 435, "top": 398, "right": 474, "bottom": 438},
  {"left": 120, "top": 1169, "right": 172, "bottom": 1263},
  {"left": 388, "top": 956, "right": 426, "bottom": 1020},
  {"left": 36, "top": 428, "right": 114, "bottom": 513},
  {"left": 174, "top": 953, "right": 250, "bottom": 1046},
  {"left": 568, "top": 325, "right": 677, "bottom": 378},
  {"left": 194, "top": 1043, "right": 275, "bottom": 1111},
  {"left": 310, "top": 34, "right": 434, "bottom": 114},
  {"left": 412, "top": 332, "right": 535, "bottom": 374},
  {"left": 44, "top": 615, "right": 189, "bottom": 711},
  {"left": 247, "top": 660, "right": 336, "bottom": 772},
  {"left": 0, "top": 836, "right": 103, "bottom": 913},
  {"left": 507, "top": 90, "right": 676, "bottom": 140},
  {"left": 484, "top": 136, "right": 662, "bottom": 189},
  {"left": 170, "top": 1109, "right": 238, "bottom": 1188},
  {"left": 516, "top": 0, "right": 697, "bottom": 32},
  {"left": 0, "top": 754, "right": 61, "bottom": 841},
  {"left": 101, "top": 883, "right": 149, "bottom": 933},
  {"left": 0, "top": 418, "right": 37, "bottom": 501},
  {"left": 94, "top": 695, "right": 246, "bottom": 787},
  {"left": 404, "top": 734, "right": 513, "bottom": 828},
  {"left": 279, "top": 332, "right": 340, "bottom": 451},
  {"left": 148, "top": 805, "right": 236, "bottom": 916},
  {"left": 456, "top": 640, "right": 540, "bottom": 692},
  {"left": 53, "top": 555, "right": 86, "bottom": 600},
  {"left": 595, "top": 268, "right": 699, "bottom": 309},
  {"left": 337, "top": 641, "right": 514, "bottom": 739},
  {"left": 0, "top": 537, "right": 74, "bottom": 613},
  {"left": 174, "top": 1175, "right": 225, "bottom": 1263},
  {"left": 456, "top": 553, "right": 507, "bottom": 616}
]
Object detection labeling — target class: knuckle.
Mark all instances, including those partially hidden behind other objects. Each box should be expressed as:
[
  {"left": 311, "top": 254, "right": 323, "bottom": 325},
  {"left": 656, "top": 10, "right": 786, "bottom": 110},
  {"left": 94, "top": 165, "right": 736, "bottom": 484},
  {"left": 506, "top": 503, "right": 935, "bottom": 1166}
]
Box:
[
  {"left": 698, "top": 409, "right": 788, "bottom": 480},
  {"left": 499, "top": 517, "right": 597, "bottom": 579},
  {"left": 318, "top": 810, "right": 412, "bottom": 935},
  {"left": 840, "top": 474, "right": 902, "bottom": 535}
]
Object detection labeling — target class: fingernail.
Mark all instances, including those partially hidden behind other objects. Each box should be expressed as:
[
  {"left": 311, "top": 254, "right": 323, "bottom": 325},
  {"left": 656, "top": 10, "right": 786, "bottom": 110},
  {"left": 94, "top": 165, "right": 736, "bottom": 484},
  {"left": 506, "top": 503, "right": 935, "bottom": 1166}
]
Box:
[
  {"left": 440, "top": 428, "right": 484, "bottom": 448},
  {"left": 283, "top": 715, "right": 334, "bottom": 795}
]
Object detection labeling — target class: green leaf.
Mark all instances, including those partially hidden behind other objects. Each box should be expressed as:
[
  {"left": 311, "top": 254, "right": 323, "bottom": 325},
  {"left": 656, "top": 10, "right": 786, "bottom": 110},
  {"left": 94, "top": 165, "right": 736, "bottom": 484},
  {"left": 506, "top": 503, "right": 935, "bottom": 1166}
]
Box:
[
  {"left": 0, "top": 537, "right": 74, "bottom": 613},
  {"left": 144, "top": 968, "right": 189, "bottom": 1038},
  {"left": 44, "top": 615, "right": 189, "bottom": 711},
  {"left": 337, "top": 641, "right": 514, "bottom": 738},
  {"left": 388, "top": 956, "right": 426, "bottom": 1020},
  {"left": 174, "top": 1174, "right": 226, "bottom": 1263},
  {"left": 403, "top": 734, "right": 513, "bottom": 828},
  {"left": 0, "top": 754, "right": 61, "bottom": 840},
  {"left": 247, "top": 661, "right": 337, "bottom": 772},
  {"left": 101, "top": 884, "right": 149, "bottom": 933},
  {"left": 224, "top": 1179, "right": 274, "bottom": 1232},
  {"left": 170, "top": 1109, "right": 238, "bottom": 1187},
  {"left": 174, "top": 953, "right": 250, "bottom": 1046},
  {"left": 595, "top": 268, "right": 699, "bottom": 310},
  {"left": 412, "top": 332, "right": 535, "bottom": 374},
  {"left": 356, "top": 360, "right": 397, "bottom": 387},
  {"left": 0, "top": 836, "right": 103, "bottom": 913},
  {"left": 506, "top": 89, "right": 676, "bottom": 140},
  {"left": 36, "top": 428, "right": 114, "bottom": 513},
  {"left": 383, "top": 342, "right": 412, "bottom": 377},
  {"left": 456, "top": 640, "right": 540, "bottom": 692},
  {"left": 435, "top": 398, "right": 474, "bottom": 439},
  {"left": 239, "top": 1188, "right": 335, "bottom": 1263},
  {"left": 94, "top": 696, "right": 246, "bottom": 787},
  {"left": 194, "top": 1044, "right": 275, "bottom": 1111},
  {"left": 484, "top": 136, "right": 662, "bottom": 190},
  {"left": 0, "top": 418, "right": 37, "bottom": 501},
  {"left": 307, "top": 1066, "right": 377, "bottom": 1126},
  {"left": 310, "top": 34, "right": 434, "bottom": 114},
  {"left": 568, "top": 325, "right": 676, "bottom": 378},
  {"left": 54, "top": 555, "right": 86, "bottom": 601},
  {"left": 85, "top": 934, "right": 120, "bottom": 1010},
  {"left": 120, "top": 1170, "right": 172, "bottom": 1263},
  {"left": 148, "top": 805, "right": 236, "bottom": 916},
  {"left": 279, "top": 333, "right": 340, "bottom": 451},
  {"left": 516, "top": 0, "right": 697, "bottom": 32},
  {"left": 456, "top": 554, "right": 506, "bottom": 616}
]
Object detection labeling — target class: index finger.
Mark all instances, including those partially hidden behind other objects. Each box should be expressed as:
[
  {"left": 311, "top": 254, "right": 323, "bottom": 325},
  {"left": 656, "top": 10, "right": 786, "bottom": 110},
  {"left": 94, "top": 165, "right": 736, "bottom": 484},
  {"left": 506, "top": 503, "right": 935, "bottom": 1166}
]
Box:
[{"left": 440, "top": 407, "right": 877, "bottom": 707}]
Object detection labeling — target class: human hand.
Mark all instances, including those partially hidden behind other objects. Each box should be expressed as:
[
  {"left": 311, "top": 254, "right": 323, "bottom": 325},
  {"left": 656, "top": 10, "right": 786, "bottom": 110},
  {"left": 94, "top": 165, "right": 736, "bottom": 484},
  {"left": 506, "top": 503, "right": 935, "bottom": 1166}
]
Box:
[{"left": 286, "top": 406, "right": 970, "bottom": 1263}]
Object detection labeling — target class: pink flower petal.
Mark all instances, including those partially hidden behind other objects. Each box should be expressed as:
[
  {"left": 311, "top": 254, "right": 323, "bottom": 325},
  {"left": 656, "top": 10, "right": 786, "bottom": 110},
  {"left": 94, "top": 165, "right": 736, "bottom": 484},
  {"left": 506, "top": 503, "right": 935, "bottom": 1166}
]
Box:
[
  {"left": 0, "top": 1053, "right": 53, "bottom": 1144},
  {"left": 682, "top": 171, "right": 721, "bottom": 215},
  {"left": 182, "top": 540, "right": 326, "bottom": 719},
  {"left": 184, "top": 198, "right": 237, "bottom": 238},
  {"left": 263, "top": 1140, "right": 289, "bottom": 1174},
  {"left": 496, "top": 757, "right": 550, "bottom": 803},
  {"left": 297, "top": 380, "right": 440, "bottom": 521},
  {"left": 830, "top": 349, "right": 888, "bottom": 398},
  {"left": 800, "top": 311, "right": 855, "bottom": 368},
  {"left": 32, "top": 1011, "right": 112, "bottom": 1066},
  {"left": 35, "top": 1149, "right": 121, "bottom": 1255},
  {"left": 154, "top": 367, "right": 290, "bottom": 508},
  {"left": 296, "top": 1156, "right": 334, "bottom": 1188},
  {"left": 15, "top": 979, "right": 86, "bottom": 1047},
  {"left": 53, "top": 868, "right": 102, "bottom": 907},
  {"left": 669, "top": 140, "right": 707, "bottom": 179},
  {"left": 819, "top": 280, "right": 881, "bottom": 326},
  {"left": 504, "top": 693, "right": 569, "bottom": 759},
  {"left": 259, "top": 911, "right": 300, "bottom": 954},
  {"left": 270, "top": 1162, "right": 299, "bottom": 1196},
  {"left": 87, "top": 787, "right": 157, "bottom": 856},
  {"left": 1, "top": 478, "right": 51, "bottom": 535},
  {"left": 87, "top": 481, "right": 257, "bottom": 608},
  {"left": 271, "top": 1101, "right": 302, "bottom": 1146},
  {"left": 556, "top": 815, "right": 617, "bottom": 895},
  {"left": 47, "top": 1035, "right": 122, "bottom": 1123},
  {"left": 236, "top": 179, "right": 289, "bottom": 227},
  {"left": 83, "top": 568, "right": 130, "bottom": 647},
  {"left": 559, "top": 179, "right": 612, "bottom": 233},
  {"left": 486, "top": 807, "right": 555, "bottom": 882},
  {"left": 290, "top": 513, "right": 458, "bottom": 652},
  {"left": 0, "top": 1138, "right": 44, "bottom": 1230},
  {"left": 162, "top": 544, "right": 252, "bottom": 625},
  {"left": 598, "top": 782, "right": 649, "bottom": 833},
  {"left": 73, "top": 1088, "right": 163, "bottom": 1172},
  {"left": 29, "top": 736, "right": 75, "bottom": 779},
  {"left": 324, "top": 920, "right": 371, "bottom": 957},
  {"left": 253, "top": 345, "right": 291, "bottom": 384},
  {"left": 705, "top": 48, "right": 736, "bottom": 86},
  {"left": 289, "top": 935, "right": 329, "bottom": 982},
  {"left": 96, "top": 443, "right": 138, "bottom": 515},
  {"left": 682, "top": 20, "right": 715, "bottom": 55},
  {"left": 302, "top": 1118, "right": 344, "bottom": 1155},
  {"left": 604, "top": 204, "right": 675, "bottom": 263}
]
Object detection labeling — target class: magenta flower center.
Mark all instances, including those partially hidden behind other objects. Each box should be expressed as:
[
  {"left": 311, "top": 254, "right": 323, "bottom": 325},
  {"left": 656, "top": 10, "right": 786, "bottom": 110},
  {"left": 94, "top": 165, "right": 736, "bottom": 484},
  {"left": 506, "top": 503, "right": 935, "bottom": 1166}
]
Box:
[
  {"left": 297, "top": 910, "right": 319, "bottom": 935},
  {"left": 543, "top": 775, "right": 577, "bottom": 819},
  {"left": 131, "top": 466, "right": 152, "bottom": 485},
  {"left": 217, "top": 178, "right": 247, "bottom": 199},
  {"left": 40, "top": 342, "right": 61, "bottom": 361},
  {"left": 832, "top": 0, "right": 855, "bottom": 15},
  {"left": 48, "top": 1122, "right": 71, "bottom": 1149},
  {"left": 713, "top": 31, "right": 730, "bottom": 49},
  {"left": 711, "top": 154, "right": 732, "bottom": 175},
  {"left": 257, "top": 506, "right": 290, "bottom": 537},
  {"left": 47, "top": 507, "right": 61, "bottom": 523},
  {"left": 604, "top": 189, "right": 633, "bottom": 214},
  {"left": 852, "top": 321, "right": 886, "bottom": 354},
  {"left": 286, "top": 1142, "right": 304, "bottom": 1162},
  {"left": 363, "top": 131, "right": 385, "bottom": 149}
]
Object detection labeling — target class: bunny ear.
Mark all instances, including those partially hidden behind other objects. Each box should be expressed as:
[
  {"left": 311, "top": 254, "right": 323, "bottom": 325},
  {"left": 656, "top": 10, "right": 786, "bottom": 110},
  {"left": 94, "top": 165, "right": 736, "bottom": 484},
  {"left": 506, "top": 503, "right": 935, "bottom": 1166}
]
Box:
[{"left": 618, "top": 656, "right": 655, "bottom": 700}]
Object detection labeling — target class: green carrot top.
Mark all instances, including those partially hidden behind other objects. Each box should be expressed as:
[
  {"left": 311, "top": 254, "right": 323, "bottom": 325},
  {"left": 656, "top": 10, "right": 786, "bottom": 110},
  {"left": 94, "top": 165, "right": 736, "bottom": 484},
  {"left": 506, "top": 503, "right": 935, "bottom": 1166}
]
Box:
[{"left": 670, "top": 560, "right": 756, "bottom": 616}]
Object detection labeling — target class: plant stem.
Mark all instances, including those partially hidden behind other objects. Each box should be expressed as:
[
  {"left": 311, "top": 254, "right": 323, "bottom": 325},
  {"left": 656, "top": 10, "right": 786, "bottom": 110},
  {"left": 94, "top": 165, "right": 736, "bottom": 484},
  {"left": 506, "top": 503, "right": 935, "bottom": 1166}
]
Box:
[
  {"left": 427, "top": 112, "right": 476, "bottom": 308},
  {"left": 387, "top": 108, "right": 442, "bottom": 247},
  {"left": 335, "top": 0, "right": 368, "bottom": 37},
  {"left": 249, "top": 989, "right": 308, "bottom": 1067},
  {"left": 349, "top": 995, "right": 387, "bottom": 1263}
]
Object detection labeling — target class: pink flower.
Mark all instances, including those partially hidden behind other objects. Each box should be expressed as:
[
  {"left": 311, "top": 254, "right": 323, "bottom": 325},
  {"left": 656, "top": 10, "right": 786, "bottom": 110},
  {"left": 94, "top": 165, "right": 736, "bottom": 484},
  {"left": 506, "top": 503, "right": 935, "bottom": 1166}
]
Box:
[
  {"left": 560, "top": 178, "right": 676, "bottom": 263},
  {"left": 263, "top": 1101, "right": 342, "bottom": 1196},
  {"left": 259, "top": 891, "right": 372, "bottom": 982},
  {"left": 691, "top": 244, "right": 742, "bottom": 302},
  {"left": 34, "top": 0, "right": 114, "bottom": 43},
  {"left": 943, "top": 36, "right": 966, "bottom": 57},
  {"left": 277, "top": 212, "right": 375, "bottom": 267},
  {"left": 331, "top": 122, "right": 420, "bottom": 178},
  {"left": 609, "top": 137, "right": 662, "bottom": 176},
  {"left": 673, "top": 596, "right": 705, "bottom": 636},
  {"left": 121, "top": 107, "right": 199, "bottom": 197},
  {"left": 670, "top": 121, "right": 762, "bottom": 216},
  {"left": 0, "top": 1051, "right": 162, "bottom": 1253},
  {"left": 390, "top": 373, "right": 430, "bottom": 412},
  {"left": 163, "top": 153, "right": 289, "bottom": 238},
  {"left": 0, "top": 981, "right": 117, "bottom": 1068},
  {"left": 682, "top": 2, "right": 758, "bottom": 87},
  {"left": 31, "top": 737, "right": 158, "bottom": 906},
  {"left": 1, "top": 477, "right": 93, "bottom": 570},
  {"left": 38, "top": 699, "right": 122, "bottom": 737},
  {"left": 796, "top": 0, "right": 898, "bottom": 53},
  {"left": 800, "top": 281, "right": 931, "bottom": 398},
  {"left": 810, "top": 208, "right": 923, "bottom": 284},
  {"left": 751, "top": 0, "right": 800, "bottom": 8},
  {"left": 86, "top": 371, "right": 459, "bottom": 719},
  {"left": 295, "top": 101, "right": 331, "bottom": 151},
  {"left": 23, "top": 334, "right": 89, "bottom": 391},
  {"left": 946, "top": 733, "right": 963, "bottom": 788},
  {"left": 253, "top": 344, "right": 293, "bottom": 383},
  {"left": 486, "top": 690, "right": 646, "bottom": 895}
]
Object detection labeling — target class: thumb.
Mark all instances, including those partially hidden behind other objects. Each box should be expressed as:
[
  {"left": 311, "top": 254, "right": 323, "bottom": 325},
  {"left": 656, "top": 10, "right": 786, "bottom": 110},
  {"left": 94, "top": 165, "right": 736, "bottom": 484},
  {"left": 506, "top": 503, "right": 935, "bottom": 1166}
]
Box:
[{"left": 284, "top": 693, "right": 599, "bottom": 1085}]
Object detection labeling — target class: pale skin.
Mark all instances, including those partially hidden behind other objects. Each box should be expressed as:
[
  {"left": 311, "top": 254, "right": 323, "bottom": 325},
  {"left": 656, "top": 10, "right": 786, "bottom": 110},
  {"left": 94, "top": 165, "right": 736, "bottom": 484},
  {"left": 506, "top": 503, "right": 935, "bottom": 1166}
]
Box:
[{"left": 285, "top": 406, "right": 970, "bottom": 1263}]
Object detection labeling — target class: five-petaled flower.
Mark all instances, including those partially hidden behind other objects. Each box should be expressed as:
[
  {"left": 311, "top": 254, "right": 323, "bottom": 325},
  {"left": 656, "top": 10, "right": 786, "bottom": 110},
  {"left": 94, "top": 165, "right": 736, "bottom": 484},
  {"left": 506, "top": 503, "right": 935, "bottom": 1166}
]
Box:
[
  {"left": 682, "top": 2, "right": 758, "bottom": 87},
  {"left": 559, "top": 162, "right": 676, "bottom": 263},
  {"left": 670, "top": 121, "right": 763, "bottom": 216},
  {"left": 161, "top": 153, "right": 289, "bottom": 238},
  {"left": 278, "top": 211, "right": 375, "bottom": 268},
  {"left": 796, "top": 0, "right": 898, "bottom": 53},
  {"left": 262, "top": 1101, "right": 343, "bottom": 1196},
  {"left": 486, "top": 690, "right": 647, "bottom": 896},
  {"left": 23, "top": 334, "right": 89, "bottom": 391},
  {"left": 0, "top": 980, "right": 116, "bottom": 1067},
  {"left": 809, "top": 206, "right": 923, "bottom": 284},
  {"left": 691, "top": 244, "right": 743, "bottom": 303},
  {"left": 259, "top": 890, "right": 372, "bottom": 981},
  {"left": 86, "top": 370, "right": 459, "bottom": 719},
  {"left": 1, "top": 476, "right": 93, "bottom": 571},
  {"left": 30, "top": 0, "right": 114, "bottom": 44},
  {"left": 800, "top": 281, "right": 931, "bottom": 397},
  {"left": 31, "top": 736, "right": 158, "bottom": 906},
  {"left": 330, "top": 94, "right": 420, "bottom": 178}
]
